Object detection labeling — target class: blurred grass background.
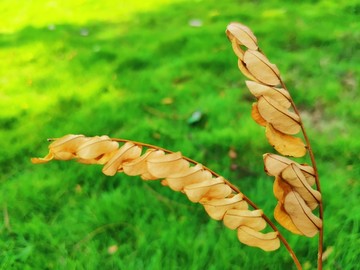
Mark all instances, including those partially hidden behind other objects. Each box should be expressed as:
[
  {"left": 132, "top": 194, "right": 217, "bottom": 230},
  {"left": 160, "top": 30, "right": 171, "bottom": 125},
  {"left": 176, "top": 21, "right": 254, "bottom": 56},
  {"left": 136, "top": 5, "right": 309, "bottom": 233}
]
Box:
[{"left": 0, "top": 0, "right": 359, "bottom": 269}]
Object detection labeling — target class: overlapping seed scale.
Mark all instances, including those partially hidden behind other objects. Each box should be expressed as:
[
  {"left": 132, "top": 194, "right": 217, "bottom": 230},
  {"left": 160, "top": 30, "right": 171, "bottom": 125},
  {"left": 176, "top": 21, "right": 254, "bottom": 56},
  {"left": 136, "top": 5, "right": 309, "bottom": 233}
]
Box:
[
  {"left": 231, "top": 39, "right": 245, "bottom": 60},
  {"left": 223, "top": 209, "right": 266, "bottom": 231},
  {"left": 226, "top": 22, "right": 258, "bottom": 50},
  {"left": 31, "top": 134, "right": 88, "bottom": 163},
  {"left": 265, "top": 123, "right": 306, "bottom": 157},
  {"left": 281, "top": 164, "right": 321, "bottom": 210},
  {"left": 243, "top": 50, "right": 280, "bottom": 86},
  {"left": 50, "top": 134, "right": 89, "bottom": 160},
  {"left": 274, "top": 202, "right": 302, "bottom": 235},
  {"left": 284, "top": 191, "right": 322, "bottom": 237},
  {"left": 263, "top": 154, "right": 315, "bottom": 186},
  {"left": 183, "top": 176, "right": 232, "bottom": 202},
  {"left": 238, "top": 59, "right": 258, "bottom": 82},
  {"left": 146, "top": 152, "right": 190, "bottom": 179},
  {"left": 237, "top": 226, "right": 280, "bottom": 251},
  {"left": 102, "top": 142, "right": 142, "bottom": 176},
  {"left": 258, "top": 96, "right": 301, "bottom": 135},
  {"left": 122, "top": 149, "right": 164, "bottom": 179},
  {"left": 273, "top": 176, "right": 292, "bottom": 203},
  {"left": 76, "top": 136, "right": 119, "bottom": 160},
  {"left": 251, "top": 103, "right": 267, "bottom": 126},
  {"left": 201, "top": 194, "right": 248, "bottom": 220},
  {"left": 165, "top": 163, "right": 213, "bottom": 191},
  {"left": 245, "top": 81, "right": 291, "bottom": 108}
]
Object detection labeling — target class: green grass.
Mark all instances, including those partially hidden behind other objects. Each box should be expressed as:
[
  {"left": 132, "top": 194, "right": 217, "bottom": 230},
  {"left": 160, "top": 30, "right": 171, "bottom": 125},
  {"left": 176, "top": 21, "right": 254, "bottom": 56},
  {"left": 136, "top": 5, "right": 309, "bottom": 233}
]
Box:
[{"left": 1, "top": 0, "right": 359, "bottom": 269}]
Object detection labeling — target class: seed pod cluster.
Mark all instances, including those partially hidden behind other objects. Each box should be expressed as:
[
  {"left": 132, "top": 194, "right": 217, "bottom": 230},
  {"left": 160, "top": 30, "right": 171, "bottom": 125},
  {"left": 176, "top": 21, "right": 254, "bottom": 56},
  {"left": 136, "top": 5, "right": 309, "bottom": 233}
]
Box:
[
  {"left": 32, "top": 134, "right": 280, "bottom": 251},
  {"left": 226, "top": 23, "right": 306, "bottom": 158}
]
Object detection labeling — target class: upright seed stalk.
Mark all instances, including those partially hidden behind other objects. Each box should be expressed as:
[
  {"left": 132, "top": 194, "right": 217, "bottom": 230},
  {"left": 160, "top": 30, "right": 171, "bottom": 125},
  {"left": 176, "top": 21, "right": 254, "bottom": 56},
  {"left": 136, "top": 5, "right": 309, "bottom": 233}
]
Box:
[{"left": 279, "top": 81, "right": 324, "bottom": 270}]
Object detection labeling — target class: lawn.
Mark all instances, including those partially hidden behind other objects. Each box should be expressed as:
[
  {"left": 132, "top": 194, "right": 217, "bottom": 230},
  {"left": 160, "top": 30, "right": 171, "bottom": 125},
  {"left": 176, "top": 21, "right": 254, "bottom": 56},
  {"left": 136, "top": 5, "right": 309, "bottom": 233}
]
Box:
[{"left": 0, "top": 0, "right": 359, "bottom": 269}]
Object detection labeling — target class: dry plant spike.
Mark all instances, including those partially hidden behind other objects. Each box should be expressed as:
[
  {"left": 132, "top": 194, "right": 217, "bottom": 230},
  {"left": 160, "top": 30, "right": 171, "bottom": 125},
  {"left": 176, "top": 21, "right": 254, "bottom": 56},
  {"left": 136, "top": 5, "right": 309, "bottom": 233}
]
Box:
[
  {"left": 226, "top": 22, "right": 323, "bottom": 269},
  {"left": 32, "top": 135, "right": 281, "bottom": 252}
]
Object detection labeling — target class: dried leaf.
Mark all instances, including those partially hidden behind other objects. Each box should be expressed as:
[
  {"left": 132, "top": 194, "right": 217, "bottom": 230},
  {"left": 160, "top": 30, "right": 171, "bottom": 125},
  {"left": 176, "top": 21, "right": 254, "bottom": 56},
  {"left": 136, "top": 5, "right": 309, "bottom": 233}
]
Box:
[
  {"left": 251, "top": 103, "right": 267, "bottom": 126},
  {"left": 274, "top": 202, "right": 302, "bottom": 235},
  {"left": 281, "top": 164, "right": 321, "bottom": 209},
  {"left": 166, "top": 163, "right": 212, "bottom": 191},
  {"left": 201, "top": 194, "right": 248, "bottom": 220},
  {"left": 243, "top": 50, "right": 280, "bottom": 86},
  {"left": 245, "top": 80, "right": 291, "bottom": 108},
  {"left": 258, "top": 96, "right": 301, "bottom": 135},
  {"left": 184, "top": 177, "right": 232, "bottom": 202},
  {"left": 223, "top": 209, "right": 266, "bottom": 231},
  {"left": 147, "top": 152, "right": 190, "bottom": 178},
  {"left": 237, "top": 226, "right": 280, "bottom": 251},
  {"left": 226, "top": 22, "right": 258, "bottom": 50},
  {"left": 284, "top": 191, "right": 322, "bottom": 237},
  {"left": 102, "top": 142, "right": 142, "bottom": 176},
  {"left": 265, "top": 124, "right": 306, "bottom": 157},
  {"left": 263, "top": 154, "right": 315, "bottom": 186}
]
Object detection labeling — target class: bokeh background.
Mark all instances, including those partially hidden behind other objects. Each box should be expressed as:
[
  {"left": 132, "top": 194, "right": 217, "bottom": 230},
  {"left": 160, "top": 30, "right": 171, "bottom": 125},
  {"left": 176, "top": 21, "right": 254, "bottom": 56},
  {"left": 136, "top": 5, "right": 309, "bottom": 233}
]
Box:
[{"left": 1, "top": 0, "right": 359, "bottom": 269}]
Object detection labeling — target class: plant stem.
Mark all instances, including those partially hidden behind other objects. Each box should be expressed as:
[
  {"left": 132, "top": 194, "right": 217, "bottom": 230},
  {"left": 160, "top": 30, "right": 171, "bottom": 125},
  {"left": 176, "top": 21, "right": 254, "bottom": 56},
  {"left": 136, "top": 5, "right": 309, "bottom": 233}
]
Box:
[
  {"left": 112, "top": 138, "right": 303, "bottom": 270},
  {"left": 280, "top": 82, "right": 324, "bottom": 270}
]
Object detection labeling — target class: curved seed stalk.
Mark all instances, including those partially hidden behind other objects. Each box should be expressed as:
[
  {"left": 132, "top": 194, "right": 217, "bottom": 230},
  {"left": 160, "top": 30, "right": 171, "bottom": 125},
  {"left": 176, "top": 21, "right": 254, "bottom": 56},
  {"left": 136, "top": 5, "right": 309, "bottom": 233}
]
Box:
[
  {"left": 226, "top": 22, "right": 323, "bottom": 269},
  {"left": 32, "top": 134, "right": 302, "bottom": 268}
]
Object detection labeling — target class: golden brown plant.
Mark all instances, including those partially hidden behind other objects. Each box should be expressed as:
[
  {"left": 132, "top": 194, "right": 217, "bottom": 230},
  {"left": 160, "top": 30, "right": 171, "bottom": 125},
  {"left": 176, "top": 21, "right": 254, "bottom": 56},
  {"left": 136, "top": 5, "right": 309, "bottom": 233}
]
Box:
[
  {"left": 32, "top": 135, "right": 280, "bottom": 252},
  {"left": 32, "top": 22, "right": 324, "bottom": 270}
]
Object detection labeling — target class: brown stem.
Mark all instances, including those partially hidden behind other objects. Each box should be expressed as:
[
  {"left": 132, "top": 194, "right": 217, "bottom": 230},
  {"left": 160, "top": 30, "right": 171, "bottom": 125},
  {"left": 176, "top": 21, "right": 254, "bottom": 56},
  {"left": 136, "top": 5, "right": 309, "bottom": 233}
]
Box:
[
  {"left": 280, "top": 82, "right": 324, "bottom": 270},
  {"left": 112, "top": 138, "right": 303, "bottom": 270}
]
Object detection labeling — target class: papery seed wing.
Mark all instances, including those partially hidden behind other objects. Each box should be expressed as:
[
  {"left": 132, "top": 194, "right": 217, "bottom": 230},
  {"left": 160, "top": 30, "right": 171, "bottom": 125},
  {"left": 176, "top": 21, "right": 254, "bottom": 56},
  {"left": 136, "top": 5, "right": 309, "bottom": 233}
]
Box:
[
  {"left": 274, "top": 202, "right": 302, "bottom": 235},
  {"left": 102, "top": 142, "right": 142, "bottom": 176},
  {"left": 284, "top": 191, "right": 322, "bottom": 237},
  {"left": 77, "top": 136, "right": 119, "bottom": 159},
  {"left": 243, "top": 50, "right": 280, "bottom": 86},
  {"left": 265, "top": 123, "right": 306, "bottom": 157},
  {"left": 223, "top": 209, "right": 266, "bottom": 231},
  {"left": 226, "top": 22, "right": 258, "bottom": 50},
  {"left": 237, "top": 226, "right": 280, "bottom": 251},
  {"left": 166, "top": 163, "right": 212, "bottom": 191},
  {"left": 245, "top": 81, "right": 291, "bottom": 108},
  {"left": 184, "top": 177, "right": 232, "bottom": 202},
  {"left": 251, "top": 103, "right": 267, "bottom": 126},
  {"left": 258, "top": 96, "right": 300, "bottom": 135},
  {"left": 263, "top": 154, "right": 315, "bottom": 185},
  {"left": 281, "top": 164, "right": 321, "bottom": 209}
]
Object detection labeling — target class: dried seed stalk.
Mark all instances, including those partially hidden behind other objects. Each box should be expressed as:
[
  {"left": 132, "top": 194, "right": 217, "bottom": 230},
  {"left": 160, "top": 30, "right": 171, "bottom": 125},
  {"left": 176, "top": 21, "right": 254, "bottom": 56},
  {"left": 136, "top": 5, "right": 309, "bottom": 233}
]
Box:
[
  {"left": 226, "top": 22, "right": 323, "bottom": 269},
  {"left": 32, "top": 134, "right": 286, "bottom": 253}
]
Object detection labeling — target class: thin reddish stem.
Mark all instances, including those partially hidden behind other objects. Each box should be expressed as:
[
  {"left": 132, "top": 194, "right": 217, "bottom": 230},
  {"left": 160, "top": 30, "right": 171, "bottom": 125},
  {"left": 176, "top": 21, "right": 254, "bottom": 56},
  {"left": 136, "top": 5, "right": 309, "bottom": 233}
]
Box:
[
  {"left": 280, "top": 82, "right": 324, "bottom": 270},
  {"left": 112, "top": 138, "right": 303, "bottom": 270}
]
